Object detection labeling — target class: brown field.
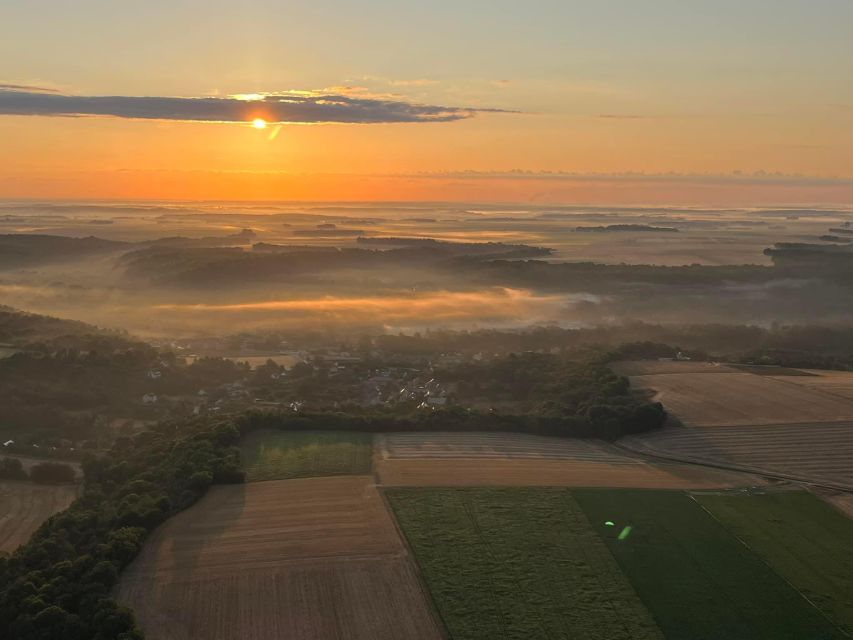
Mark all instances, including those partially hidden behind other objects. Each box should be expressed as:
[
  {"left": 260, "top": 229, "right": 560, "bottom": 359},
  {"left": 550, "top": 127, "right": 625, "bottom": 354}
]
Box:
[
  {"left": 0, "top": 481, "right": 79, "bottom": 553},
  {"left": 622, "top": 422, "right": 853, "bottom": 489},
  {"left": 824, "top": 491, "right": 853, "bottom": 519},
  {"left": 375, "top": 458, "right": 760, "bottom": 488},
  {"left": 611, "top": 360, "right": 738, "bottom": 376},
  {"left": 767, "top": 369, "right": 853, "bottom": 402},
  {"left": 116, "top": 476, "right": 442, "bottom": 640},
  {"left": 374, "top": 432, "right": 761, "bottom": 488},
  {"left": 631, "top": 371, "right": 853, "bottom": 426}
]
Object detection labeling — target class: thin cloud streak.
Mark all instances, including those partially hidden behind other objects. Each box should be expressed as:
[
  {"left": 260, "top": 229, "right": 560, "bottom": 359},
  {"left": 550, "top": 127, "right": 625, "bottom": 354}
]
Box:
[{"left": 0, "top": 88, "right": 515, "bottom": 124}]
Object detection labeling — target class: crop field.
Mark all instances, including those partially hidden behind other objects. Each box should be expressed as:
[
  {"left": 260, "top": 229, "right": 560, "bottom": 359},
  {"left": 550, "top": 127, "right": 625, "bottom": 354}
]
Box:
[
  {"left": 631, "top": 371, "right": 853, "bottom": 427},
  {"left": 622, "top": 422, "right": 853, "bottom": 489},
  {"left": 386, "top": 487, "right": 664, "bottom": 640},
  {"left": 573, "top": 489, "right": 845, "bottom": 640},
  {"left": 376, "top": 458, "right": 761, "bottom": 489},
  {"left": 376, "top": 431, "right": 762, "bottom": 488},
  {"left": 116, "top": 476, "right": 442, "bottom": 640},
  {"left": 0, "top": 480, "right": 79, "bottom": 552},
  {"left": 767, "top": 370, "right": 853, "bottom": 402},
  {"left": 239, "top": 429, "right": 373, "bottom": 481},
  {"left": 379, "top": 431, "right": 638, "bottom": 461},
  {"left": 698, "top": 491, "right": 853, "bottom": 635}
]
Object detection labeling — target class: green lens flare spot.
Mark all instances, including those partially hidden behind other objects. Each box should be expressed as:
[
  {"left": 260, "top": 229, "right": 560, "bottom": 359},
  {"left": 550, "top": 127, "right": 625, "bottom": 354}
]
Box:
[
  {"left": 618, "top": 526, "right": 633, "bottom": 541},
  {"left": 604, "top": 521, "right": 615, "bottom": 527}
]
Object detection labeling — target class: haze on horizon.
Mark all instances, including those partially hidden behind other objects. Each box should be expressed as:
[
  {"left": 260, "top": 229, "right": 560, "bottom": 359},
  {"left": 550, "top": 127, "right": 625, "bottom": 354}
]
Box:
[{"left": 2, "top": 0, "right": 853, "bottom": 206}]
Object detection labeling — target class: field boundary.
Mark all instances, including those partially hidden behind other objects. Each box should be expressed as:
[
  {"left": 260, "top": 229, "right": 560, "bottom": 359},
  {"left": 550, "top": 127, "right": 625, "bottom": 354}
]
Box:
[{"left": 378, "top": 487, "right": 450, "bottom": 640}]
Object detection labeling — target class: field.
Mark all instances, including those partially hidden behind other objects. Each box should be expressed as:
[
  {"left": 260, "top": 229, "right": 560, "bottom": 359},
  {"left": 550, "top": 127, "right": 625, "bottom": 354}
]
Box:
[
  {"left": 573, "top": 489, "right": 845, "bottom": 640},
  {"left": 239, "top": 430, "right": 373, "bottom": 481},
  {"left": 116, "top": 476, "right": 442, "bottom": 640},
  {"left": 698, "top": 491, "right": 853, "bottom": 635},
  {"left": 767, "top": 370, "right": 853, "bottom": 402},
  {"left": 622, "top": 422, "right": 853, "bottom": 489},
  {"left": 630, "top": 371, "right": 853, "bottom": 427},
  {"left": 386, "top": 487, "right": 663, "bottom": 640},
  {"left": 0, "top": 480, "right": 79, "bottom": 553},
  {"left": 376, "top": 432, "right": 763, "bottom": 488}
]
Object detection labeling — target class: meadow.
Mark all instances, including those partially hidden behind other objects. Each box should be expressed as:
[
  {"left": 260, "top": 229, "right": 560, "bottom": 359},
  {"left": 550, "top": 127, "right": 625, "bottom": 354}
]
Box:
[{"left": 239, "top": 429, "right": 373, "bottom": 481}]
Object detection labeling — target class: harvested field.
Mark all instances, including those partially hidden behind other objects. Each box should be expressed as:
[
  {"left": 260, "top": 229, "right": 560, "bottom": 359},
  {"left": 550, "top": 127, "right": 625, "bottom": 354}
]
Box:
[
  {"left": 116, "top": 476, "right": 442, "bottom": 640},
  {"left": 376, "top": 431, "right": 762, "bottom": 488},
  {"left": 767, "top": 370, "right": 853, "bottom": 402},
  {"left": 240, "top": 430, "right": 372, "bottom": 481},
  {"left": 573, "top": 489, "right": 844, "bottom": 640},
  {"left": 631, "top": 371, "right": 853, "bottom": 426},
  {"left": 378, "top": 431, "right": 635, "bottom": 461},
  {"left": 622, "top": 423, "right": 853, "bottom": 489},
  {"left": 611, "top": 360, "right": 737, "bottom": 376},
  {"left": 387, "top": 487, "right": 664, "bottom": 640},
  {"left": 699, "top": 491, "right": 853, "bottom": 635},
  {"left": 0, "top": 480, "right": 78, "bottom": 553},
  {"left": 376, "top": 458, "right": 761, "bottom": 489}
]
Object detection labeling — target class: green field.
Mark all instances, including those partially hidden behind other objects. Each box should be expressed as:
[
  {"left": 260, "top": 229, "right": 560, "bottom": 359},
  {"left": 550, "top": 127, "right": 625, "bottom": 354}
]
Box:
[
  {"left": 386, "top": 487, "right": 664, "bottom": 640},
  {"left": 239, "top": 430, "right": 373, "bottom": 481},
  {"left": 573, "top": 489, "right": 844, "bottom": 640},
  {"left": 698, "top": 491, "right": 853, "bottom": 636}
]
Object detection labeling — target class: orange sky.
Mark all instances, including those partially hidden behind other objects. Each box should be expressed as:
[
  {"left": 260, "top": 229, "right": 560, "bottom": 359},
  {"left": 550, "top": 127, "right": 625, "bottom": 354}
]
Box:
[{"left": 2, "top": 1, "right": 852, "bottom": 204}]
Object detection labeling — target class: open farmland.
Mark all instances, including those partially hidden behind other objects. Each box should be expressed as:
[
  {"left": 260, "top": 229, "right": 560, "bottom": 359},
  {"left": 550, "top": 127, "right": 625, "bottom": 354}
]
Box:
[
  {"left": 387, "top": 487, "right": 664, "bottom": 640},
  {"left": 630, "top": 371, "right": 853, "bottom": 427},
  {"left": 767, "top": 370, "right": 853, "bottom": 402},
  {"left": 698, "top": 491, "right": 853, "bottom": 635},
  {"left": 116, "top": 476, "right": 442, "bottom": 640},
  {"left": 239, "top": 430, "right": 373, "bottom": 481},
  {"left": 622, "top": 422, "right": 853, "bottom": 489},
  {"left": 0, "top": 481, "right": 79, "bottom": 553},
  {"left": 376, "top": 432, "right": 762, "bottom": 488},
  {"left": 573, "top": 489, "right": 845, "bottom": 640}
]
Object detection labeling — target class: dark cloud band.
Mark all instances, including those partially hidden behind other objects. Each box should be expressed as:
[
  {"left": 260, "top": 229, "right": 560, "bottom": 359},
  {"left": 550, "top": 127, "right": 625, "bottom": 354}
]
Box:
[{"left": 0, "top": 88, "right": 510, "bottom": 124}]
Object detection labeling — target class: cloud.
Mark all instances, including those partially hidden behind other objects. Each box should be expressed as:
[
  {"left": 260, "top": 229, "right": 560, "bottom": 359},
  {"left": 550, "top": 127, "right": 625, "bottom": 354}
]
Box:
[
  {"left": 0, "top": 82, "right": 60, "bottom": 94},
  {"left": 597, "top": 114, "right": 651, "bottom": 120},
  {"left": 0, "top": 87, "right": 514, "bottom": 124}
]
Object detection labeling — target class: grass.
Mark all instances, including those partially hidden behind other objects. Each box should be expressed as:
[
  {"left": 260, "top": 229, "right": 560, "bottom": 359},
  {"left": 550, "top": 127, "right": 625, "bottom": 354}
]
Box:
[
  {"left": 239, "top": 430, "right": 373, "bottom": 481},
  {"left": 572, "top": 489, "right": 844, "bottom": 640},
  {"left": 386, "top": 487, "right": 664, "bottom": 640},
  {"left": 698, "top": 490, "right": 853, "bottom": 636}
]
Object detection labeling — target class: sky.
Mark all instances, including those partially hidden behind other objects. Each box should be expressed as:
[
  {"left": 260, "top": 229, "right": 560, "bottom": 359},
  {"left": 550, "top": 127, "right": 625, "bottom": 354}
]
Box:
[{"left": 2, "top": 0, "right": 853, "bottom": 204}]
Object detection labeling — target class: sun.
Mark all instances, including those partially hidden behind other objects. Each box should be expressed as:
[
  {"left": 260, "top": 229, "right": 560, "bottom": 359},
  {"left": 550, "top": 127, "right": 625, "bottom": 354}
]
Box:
[{"left": 251, "top": 118, "right": 267, "bottom": 129}]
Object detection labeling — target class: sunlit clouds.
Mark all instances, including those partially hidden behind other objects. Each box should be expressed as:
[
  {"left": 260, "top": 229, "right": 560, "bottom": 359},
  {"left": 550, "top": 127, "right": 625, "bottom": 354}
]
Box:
[{"left": 0, "top": 87, "right": 514, "bottom": 124}]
